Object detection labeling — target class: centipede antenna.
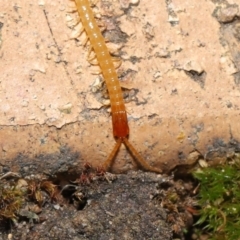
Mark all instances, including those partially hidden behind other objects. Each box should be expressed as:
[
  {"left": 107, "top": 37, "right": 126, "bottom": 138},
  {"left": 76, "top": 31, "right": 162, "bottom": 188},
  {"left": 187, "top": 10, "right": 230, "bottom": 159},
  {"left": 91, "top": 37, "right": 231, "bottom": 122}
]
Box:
[
  {"left": 123, "top": 138, "right": 162, "bottom": 173},
  {"left": 103, "top": 139, "right": 122, "bottom": 171}
]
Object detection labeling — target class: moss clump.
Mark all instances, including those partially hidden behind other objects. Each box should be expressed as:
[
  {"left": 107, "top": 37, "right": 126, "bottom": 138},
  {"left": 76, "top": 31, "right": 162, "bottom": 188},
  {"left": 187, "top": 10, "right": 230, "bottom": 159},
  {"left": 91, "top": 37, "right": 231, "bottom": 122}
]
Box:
[
  {"left": 194, "top": 161, "right": 240, "bottom": 240},
  {"left": 0, "top": 186, "right": 25, "bottom": 221},
  {"left": 0, "top": 177, "right": 58, "bottom": 227}
]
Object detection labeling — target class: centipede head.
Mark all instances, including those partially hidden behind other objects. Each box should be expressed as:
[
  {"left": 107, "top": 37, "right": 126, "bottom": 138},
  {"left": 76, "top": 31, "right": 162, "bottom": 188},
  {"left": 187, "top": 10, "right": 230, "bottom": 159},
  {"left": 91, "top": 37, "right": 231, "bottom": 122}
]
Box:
[{"left": 112, "top": 111, "right": 129, "bottom": 139}]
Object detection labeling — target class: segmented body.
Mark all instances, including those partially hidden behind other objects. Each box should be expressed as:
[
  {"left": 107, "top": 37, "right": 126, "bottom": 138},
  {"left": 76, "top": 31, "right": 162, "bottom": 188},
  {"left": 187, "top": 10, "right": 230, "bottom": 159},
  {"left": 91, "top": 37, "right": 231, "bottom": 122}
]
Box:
[
  {"left": 74, "top": 0, "right": 129, "bottom": 138},
  {"left": 71, "top": 0, "right": 162, "bottom": 173}
]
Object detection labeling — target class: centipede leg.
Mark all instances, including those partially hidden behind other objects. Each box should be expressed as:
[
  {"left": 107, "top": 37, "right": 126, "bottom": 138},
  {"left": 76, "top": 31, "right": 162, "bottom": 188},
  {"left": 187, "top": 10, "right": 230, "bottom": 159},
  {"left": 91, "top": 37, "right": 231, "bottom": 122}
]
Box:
[
  {"left": 95, "top": 20, "right": 107, "bottom": 32},
  {"left": 103, "top": 139, "right": 122, "bottom": 171},
  {"left": 87, "top": 47, "right": 98, "bottom": 63},
  {"left": 82, "top": 36, "right": 90, "bottom": 46},
  {"left": 88, "top": 57, "right": 121, "bottom": 70},
  {"left": 70, "top": 23, "right": 84, "bottom": 39},
  {"left": 88, "top": 58, "right": 99, "bottom": 66},
  {"left": 123, "top": 138, "right": 162, "bottom": 173},
  {"left": 67, "top": 16, "right": 80, "bottom": 28},
  {"left": 67, "top": 1, "right": 78, "bottom": 13},
  {"left": 111, "top": 57, "right": 122, "bottom": 69},
  {"left": 91, "top": 70, "right": 102, "bottom": 75},
  {"left": 90, "top": 0, "right": 99, "bottom": 6}
]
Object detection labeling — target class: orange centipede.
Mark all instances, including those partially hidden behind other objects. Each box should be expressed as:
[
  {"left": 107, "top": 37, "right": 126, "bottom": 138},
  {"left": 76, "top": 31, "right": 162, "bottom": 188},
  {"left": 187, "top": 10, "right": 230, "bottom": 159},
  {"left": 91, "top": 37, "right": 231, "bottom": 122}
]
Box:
[{"left": 68, "top": 0, "right": 162, "bottom": 173}]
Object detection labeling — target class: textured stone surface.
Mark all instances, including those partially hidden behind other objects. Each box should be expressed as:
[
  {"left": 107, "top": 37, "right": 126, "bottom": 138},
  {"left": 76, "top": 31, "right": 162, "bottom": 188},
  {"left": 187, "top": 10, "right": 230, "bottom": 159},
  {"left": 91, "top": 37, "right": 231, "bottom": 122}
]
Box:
[
  {"left": 1, "top": 0, "right": 240, "bottom": 173},
  {"left": 0, "top": 171, "right": 173, "bottom": 240}
]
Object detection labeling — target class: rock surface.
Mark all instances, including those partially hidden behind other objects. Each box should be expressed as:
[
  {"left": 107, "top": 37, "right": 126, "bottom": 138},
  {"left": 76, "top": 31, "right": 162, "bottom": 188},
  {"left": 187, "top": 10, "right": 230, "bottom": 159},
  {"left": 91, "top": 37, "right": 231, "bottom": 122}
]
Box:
[{"left": 0, "top": 0, "right": 240, "bottom": 172}]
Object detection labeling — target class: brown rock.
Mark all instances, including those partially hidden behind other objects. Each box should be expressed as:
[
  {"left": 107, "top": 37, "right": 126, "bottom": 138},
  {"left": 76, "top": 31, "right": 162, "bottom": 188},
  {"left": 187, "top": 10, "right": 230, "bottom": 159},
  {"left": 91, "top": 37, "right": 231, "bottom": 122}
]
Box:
[{"left": 1, "top": 0, "right": 240, "bottom": 173}]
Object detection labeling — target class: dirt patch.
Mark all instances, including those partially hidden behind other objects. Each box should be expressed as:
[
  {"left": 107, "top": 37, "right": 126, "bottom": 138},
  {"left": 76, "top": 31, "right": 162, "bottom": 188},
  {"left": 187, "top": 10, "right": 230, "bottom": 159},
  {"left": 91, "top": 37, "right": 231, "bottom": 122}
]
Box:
[{"left": 0, "top": 168, "right": 200, "bottom": 240}]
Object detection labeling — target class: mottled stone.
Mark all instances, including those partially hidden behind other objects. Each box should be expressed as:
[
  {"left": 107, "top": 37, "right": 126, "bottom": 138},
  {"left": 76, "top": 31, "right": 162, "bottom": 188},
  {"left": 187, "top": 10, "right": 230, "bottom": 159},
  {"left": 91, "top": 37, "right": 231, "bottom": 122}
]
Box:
[{"left": 0, "top": 0, "right": 240, "bottom": 173}]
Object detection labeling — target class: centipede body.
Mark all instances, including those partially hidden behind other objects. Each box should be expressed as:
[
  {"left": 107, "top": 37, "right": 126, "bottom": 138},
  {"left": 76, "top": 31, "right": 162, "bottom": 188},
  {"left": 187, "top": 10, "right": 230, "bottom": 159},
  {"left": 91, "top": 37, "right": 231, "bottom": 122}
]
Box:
[
  {"left": 70, "top": 0, "right": 162, "bottom": 173},
  {"left": 73, "top": 0, "right": 129, "bottom": 139}
]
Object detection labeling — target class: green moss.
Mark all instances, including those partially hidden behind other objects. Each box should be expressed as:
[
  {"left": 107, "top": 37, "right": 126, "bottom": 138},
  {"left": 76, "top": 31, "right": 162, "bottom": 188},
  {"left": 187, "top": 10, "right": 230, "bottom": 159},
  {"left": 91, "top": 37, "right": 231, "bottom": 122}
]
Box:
[
  {"left": 0, "top": 186, "right": 25, "bottom": 221},
  {"left": 0, "top": 178, "right": 57, "bottom": 225},
  {"left": 194, "top": 161, "right": 240, "bottom": 239}
]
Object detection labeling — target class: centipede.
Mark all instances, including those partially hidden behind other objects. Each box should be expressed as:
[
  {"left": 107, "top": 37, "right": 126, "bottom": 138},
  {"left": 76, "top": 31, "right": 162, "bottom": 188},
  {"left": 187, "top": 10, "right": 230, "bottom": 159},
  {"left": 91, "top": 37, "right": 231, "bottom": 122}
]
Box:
[{"left": 67, "top": 0, "right": 162, "bottom": 173}]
